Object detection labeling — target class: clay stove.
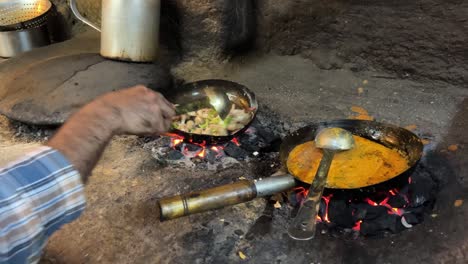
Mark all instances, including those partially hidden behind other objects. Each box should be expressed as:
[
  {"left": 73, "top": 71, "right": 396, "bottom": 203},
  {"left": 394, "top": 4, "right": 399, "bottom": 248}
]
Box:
[{"left": 151, "top": 110, "right": 439, "bottom": 238}]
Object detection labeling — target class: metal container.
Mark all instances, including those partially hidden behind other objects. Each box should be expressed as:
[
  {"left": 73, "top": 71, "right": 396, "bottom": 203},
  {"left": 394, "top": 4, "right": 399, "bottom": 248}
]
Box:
[
  {"left": 70, "top": 0, "right": 161, "bottom": 62},
  {"left": 0, "top": 0, "right": 53, "bottom": 58}
]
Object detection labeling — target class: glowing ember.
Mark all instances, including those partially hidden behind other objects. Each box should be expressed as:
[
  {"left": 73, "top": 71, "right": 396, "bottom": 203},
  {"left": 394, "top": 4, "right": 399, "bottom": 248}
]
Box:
[
  {"left": 231, "top": 138, "right": 241, "bottom": 146},
  {"left": 365, "top": 196, "right": 404, "bottom": 216},
  {"left": 291, "top": 183, "right": 413, "bottom": 234},
  {"left": 211, "top": 146, "right": 221, "bottom": 151},
  {"left": 171, "top": 137, "right": 184, "bottom": 147},
  {"left": 197, "top": 148, "right": 206, "bottom": 158},
  {"left": 365, "top": 198, "right": 379, "bottom": 206},
  {"left": 169, "top": 136, "right": 242, "bottom": 159},
  {"left": 353, "top": 220, "right": 363, "bottom": 231},
  {"left": 292, "top": 188, "right": 332, "bottom": 223},
  {"left": 293, "top": 187, "right": 308, "bottom": 204},
  {"left": 320, "top": 194, "right": 333, "bottom": 223}
]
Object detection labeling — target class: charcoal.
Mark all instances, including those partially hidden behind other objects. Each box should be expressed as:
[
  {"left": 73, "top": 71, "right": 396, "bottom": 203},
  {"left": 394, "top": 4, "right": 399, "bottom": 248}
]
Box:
[
  {"left": 351, "top": 204, "right": 368, "bottom": 221},
  {"left": 260, "top": 138, "right": 282, "bottom": 152},
  {"left": 324, "top": 191, "right": 347, "bottom": 200},
  {"left": 256, "top": 127, "right": 277, "bottom": 143},
  {"left": 256, "top": 127, "right": 282, "bottom": 152},
  {"left": 409, "top": 177, "right": 436, "bottom": 207},
  {"left": 360, "top": 221, "right": 381, "bottom": 236},
  {"left": 391, "top": 216, "right": 407, "bottom": 233},
  {"left": 399, "top": 184, "right": 410, "bottom": 196},
  {"left": 240, "top": 141, "right": 260, "bottom": 152},
  {"left": 182, "top": 143, "right": 203, "bottom": 152},
  {"left": 238, "top": 135, "right": 261, "bottom": 152},
  {"left": 360, "top": 214, "right": 402, "bottom": 235},
  {"left": 172, "top": 144, "right": 182, "bottom": 151},
  {"left": 405, "top": 206, "right": 426, "bottom": 216},
  {"left": 160, "top": 136, "right": 172, "bottom": 146},
  {"left": 402, "top": 213, "right": 421, "bottom": 225},
  {"left": 351, "top": 204, "right": 388, "bottom": 221},
  {"left": 205, "top": 149, "right": 218, "bottom": 164},
  {"left": 167, "top": 149, "right": 184, "bottom": 160},
  {"left": 224, "top": 142, "right": 249, "bottom": 159},
  {"left": 387, "top": 194, "right": 407, "bottom": 208},
  {"left": 364, "top": 206, "right": 389, "bottom": 221},
  {"left": 327, "top": 199, "right": 355, "bottom": 228}
]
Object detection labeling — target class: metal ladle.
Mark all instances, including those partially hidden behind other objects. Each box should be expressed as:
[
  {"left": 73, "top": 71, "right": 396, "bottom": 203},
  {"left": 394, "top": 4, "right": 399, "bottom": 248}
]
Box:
[
  {"left": 174, "top": 86, "right": 233, "bottom": 120},
  {"left": 288, "top": 127, "right": 355, "bottom": 240}
]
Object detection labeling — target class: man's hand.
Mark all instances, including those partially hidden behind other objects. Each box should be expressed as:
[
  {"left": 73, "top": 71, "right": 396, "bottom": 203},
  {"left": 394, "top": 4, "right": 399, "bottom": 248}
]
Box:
[
  {"left": 47, "top": 85, "right": 175, "bottom": 181},
  {"left": 95, "top": 85, "right": 176, "bottom": 135}
]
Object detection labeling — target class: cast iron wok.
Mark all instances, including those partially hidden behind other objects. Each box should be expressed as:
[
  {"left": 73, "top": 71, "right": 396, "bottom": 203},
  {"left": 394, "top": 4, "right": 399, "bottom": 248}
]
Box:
[
  {"left": 164, "top": 79, "right": 258, "bottom": 145},
  {"left": 158, "top": 119, "right": 423, "bottom": 220}
]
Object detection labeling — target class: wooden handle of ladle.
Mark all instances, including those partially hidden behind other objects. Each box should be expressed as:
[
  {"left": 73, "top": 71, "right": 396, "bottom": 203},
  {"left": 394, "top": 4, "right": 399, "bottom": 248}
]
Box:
[{"left": 288, "top": 150, "right": 335, "bottom": 240}]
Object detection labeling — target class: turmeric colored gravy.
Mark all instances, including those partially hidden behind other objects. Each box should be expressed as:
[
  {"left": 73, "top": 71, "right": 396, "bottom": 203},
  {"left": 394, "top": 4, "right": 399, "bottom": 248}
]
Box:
[{"left": 286, "top": 135, "right": 411, "bottom": 189}]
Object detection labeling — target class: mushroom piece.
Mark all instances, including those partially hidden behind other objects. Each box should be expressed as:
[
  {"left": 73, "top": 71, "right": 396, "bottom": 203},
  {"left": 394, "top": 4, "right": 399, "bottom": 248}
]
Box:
[
  {"left": 186, "top": 120, "right": 195, "bottom": 130},
  {"left": 197, "top": 109, "right": 210, "bottom": 119},
  {"left": 229, "top": 109, "right": 251, "bottom": 124},
  {"left": 227, "top": 122, "right": 245, "bottom": 132},
  {"left": 192, "top": 128, "right": 203, "bottom": 134},
  {"left": 180, "top": 114, "right": 188, "bottom": 124},
  {"left": 194, "top": 116, "right": 203, "bottom": 125}
]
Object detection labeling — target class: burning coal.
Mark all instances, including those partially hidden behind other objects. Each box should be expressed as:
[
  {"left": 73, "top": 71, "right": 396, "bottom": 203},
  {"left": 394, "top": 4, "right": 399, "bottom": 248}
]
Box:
[{"left": 290, "top": 173, "right": 437, "bottom": 237}]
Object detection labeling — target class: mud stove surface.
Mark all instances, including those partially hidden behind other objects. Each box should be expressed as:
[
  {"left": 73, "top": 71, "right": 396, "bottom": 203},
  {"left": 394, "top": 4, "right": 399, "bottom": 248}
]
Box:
[{"left": 8, "top": 107, "right": 464, "bottom": 263}]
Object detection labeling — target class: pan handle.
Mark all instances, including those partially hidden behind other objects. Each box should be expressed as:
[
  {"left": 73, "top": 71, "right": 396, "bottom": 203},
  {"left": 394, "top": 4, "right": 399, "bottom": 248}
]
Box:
[{"left": 158, "top": 175, "right": 296, "bottom": 221}]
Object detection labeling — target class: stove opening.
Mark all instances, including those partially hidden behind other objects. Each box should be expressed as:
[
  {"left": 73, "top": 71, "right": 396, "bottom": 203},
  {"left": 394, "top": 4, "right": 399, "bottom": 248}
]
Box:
[
  {"left": 287, "top": 167, "right": 438, "bottom": 237},
  {"left": 141, "top": 109, "right": 286, "bottom": 170}
]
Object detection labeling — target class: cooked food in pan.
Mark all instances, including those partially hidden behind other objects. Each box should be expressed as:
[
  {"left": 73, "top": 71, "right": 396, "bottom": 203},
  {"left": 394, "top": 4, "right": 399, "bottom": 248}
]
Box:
[
  {"left": 287, "top": 135, "right": 411, "bottom": 189},
  {"left": 172, "top": 105, "right": 253, "bottom": 136}
]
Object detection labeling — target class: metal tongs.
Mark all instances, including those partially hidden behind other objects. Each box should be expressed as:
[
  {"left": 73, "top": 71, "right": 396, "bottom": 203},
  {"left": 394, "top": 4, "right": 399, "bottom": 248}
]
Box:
[{"left": 174, "top": 87, "right": 233, "bottom": 120}]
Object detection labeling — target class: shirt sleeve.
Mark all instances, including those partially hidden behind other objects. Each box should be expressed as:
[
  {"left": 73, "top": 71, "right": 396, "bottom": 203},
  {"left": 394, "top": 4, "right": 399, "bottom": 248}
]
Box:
[{"left": 0, "top": 146, "right": 86, "bottom": 264}]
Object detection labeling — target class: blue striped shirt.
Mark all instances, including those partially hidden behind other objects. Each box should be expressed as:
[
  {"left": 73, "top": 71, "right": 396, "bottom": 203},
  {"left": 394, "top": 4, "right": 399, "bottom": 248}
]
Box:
[{"left": 0, "top": 147, "right": 85, "bottom": 264}]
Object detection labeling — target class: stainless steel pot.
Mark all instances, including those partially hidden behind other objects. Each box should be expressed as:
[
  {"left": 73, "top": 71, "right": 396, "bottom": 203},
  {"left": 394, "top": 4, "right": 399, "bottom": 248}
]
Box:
[
  {"left": 0, "top": 0, "right": 53, "bottom": 58},
  {"left": 70, "top": 0, "right": 161, "bottom": 62}
]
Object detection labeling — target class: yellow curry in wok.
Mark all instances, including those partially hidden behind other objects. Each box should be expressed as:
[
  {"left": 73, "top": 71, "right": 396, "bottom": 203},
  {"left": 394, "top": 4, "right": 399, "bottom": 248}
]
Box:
[{"left": 287, "top": 135, "right": 411, "bottom": 189}]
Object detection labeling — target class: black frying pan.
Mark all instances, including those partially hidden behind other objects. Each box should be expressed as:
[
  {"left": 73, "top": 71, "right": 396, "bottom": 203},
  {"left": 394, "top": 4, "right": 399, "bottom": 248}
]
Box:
[
  {"left": 158, "top": 120, "right": 423, "bottom": 220},
  {"left": 164, "top": 79, "right": 258, "bottom": 145},
  {"left": 280, "top": 119, "right": 423, "bottom": 194}
]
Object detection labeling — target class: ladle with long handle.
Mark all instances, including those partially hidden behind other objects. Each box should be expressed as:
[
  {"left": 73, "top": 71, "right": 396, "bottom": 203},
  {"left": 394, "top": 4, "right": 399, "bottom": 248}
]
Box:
[
  {"left": 288, "top": 127, "right": 355, "bottom": 240},
  {"left": 173, "top": 86, "right": 233, "bottom": 120}
]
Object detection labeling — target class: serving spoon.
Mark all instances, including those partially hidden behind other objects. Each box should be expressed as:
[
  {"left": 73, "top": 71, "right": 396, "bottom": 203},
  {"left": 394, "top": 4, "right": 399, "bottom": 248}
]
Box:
[
  {"left": 174, "top": 86, "right": 233, "bottom": 120},
  {"left": 288, "top": 127, "right": 355, "bottom": 240}
]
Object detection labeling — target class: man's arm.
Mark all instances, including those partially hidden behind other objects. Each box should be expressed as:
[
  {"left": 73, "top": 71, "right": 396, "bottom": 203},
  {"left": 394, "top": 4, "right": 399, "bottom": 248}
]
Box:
[
  {"left": 0, "top": 146, "right": 86, "bottom": 263},
  {"left": 0, "top": 85, "right": 175, "bottom": 263},
  {"left": 47, "top": 85, "right": 175, "bottom": 182}
]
